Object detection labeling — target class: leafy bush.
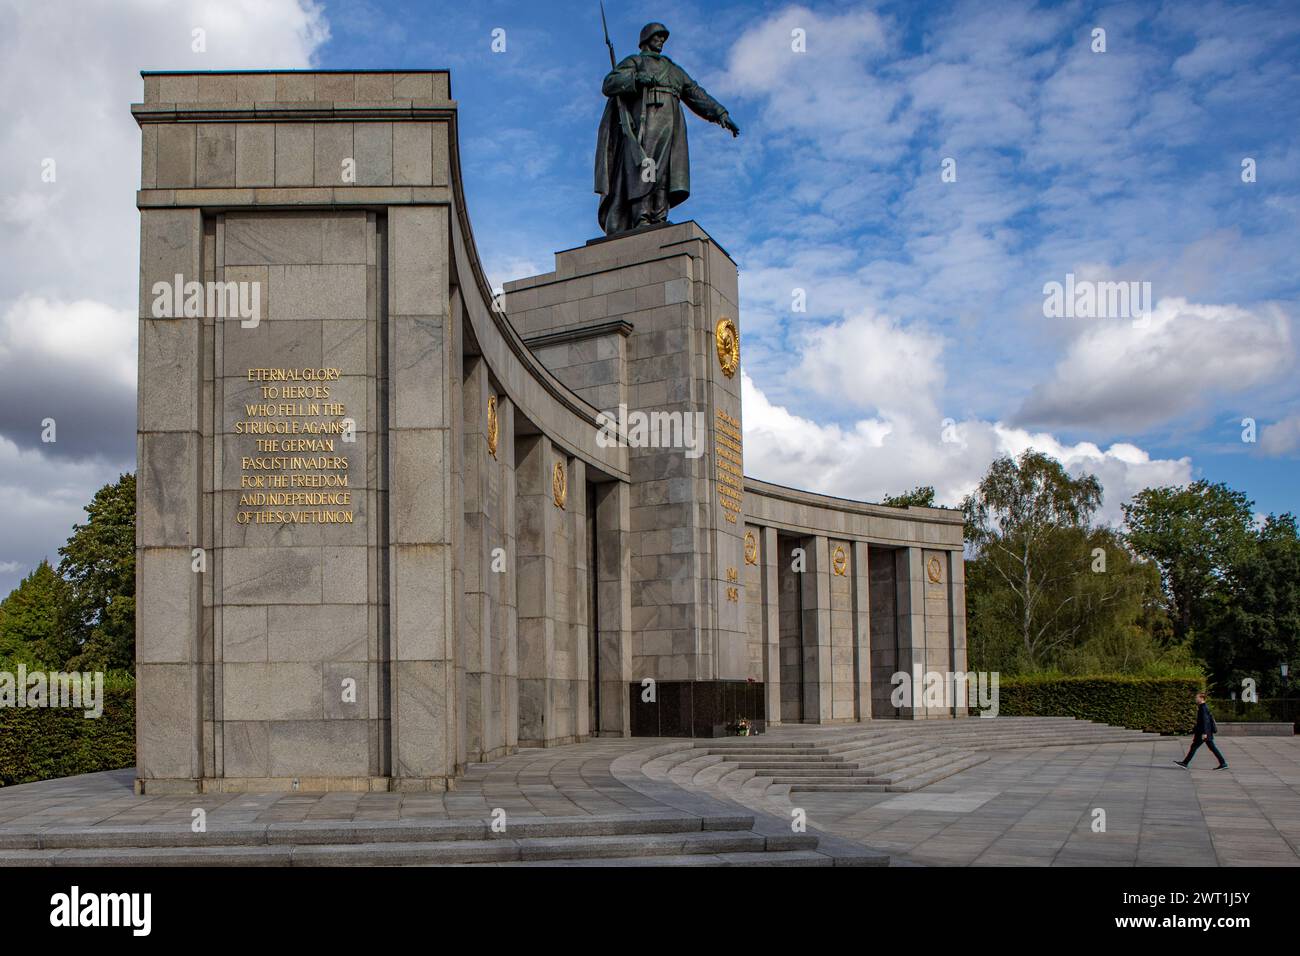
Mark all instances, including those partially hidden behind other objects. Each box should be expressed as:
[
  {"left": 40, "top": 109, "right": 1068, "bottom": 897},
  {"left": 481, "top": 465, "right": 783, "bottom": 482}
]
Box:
[
  {"left": 996, "top": 674, "right": 1204, "bottom": 734},
  {"left": 0, "top": 677, "right": 135, "bottom": 786}
]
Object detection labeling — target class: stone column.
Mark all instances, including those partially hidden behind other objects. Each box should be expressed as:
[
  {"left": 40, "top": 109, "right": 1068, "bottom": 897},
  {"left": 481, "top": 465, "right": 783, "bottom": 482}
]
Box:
[
  {"left": 567, "top": 456, "right": 589, "bottom": 742},
  {"left": 461, "top": 353, "right": 492, "bottom": 760},
  {"left": 895, "top": 547, "right": 927, "bottom": 719},
  {"left": 594, "top": 480, "right": 632, "bottom": 736},
  {"left": 923, "top": 548, "right": 953, "bottom": 718},
  {"left": 950, "top": 551, "right": 968, "bottom": 716},
  {"left": 515, "top": 433, "right": 557, "bottom": 746},
  {"left": 136, "top": 207, "right": 205, "bottom": 792},
  {"left": 388, "top": 204, "right": 460, "bottom": 788},
  {"left": 761, "top": 526, "right": 781, "bottom": 725},
  {"left": 498, "top": 396, "right": 519, "bottom": 752},
  {"left": 851, "top": 540, "right": 873, "bottom": 720},
  {"left": 801, "top": 536, "right": 833, "bottom": 722}
]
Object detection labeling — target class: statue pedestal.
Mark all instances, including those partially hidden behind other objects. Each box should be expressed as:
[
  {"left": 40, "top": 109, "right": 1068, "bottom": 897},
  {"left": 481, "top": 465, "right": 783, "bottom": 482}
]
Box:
[{"left": 505, "top": 221, "right": 756, "bottom": 736}]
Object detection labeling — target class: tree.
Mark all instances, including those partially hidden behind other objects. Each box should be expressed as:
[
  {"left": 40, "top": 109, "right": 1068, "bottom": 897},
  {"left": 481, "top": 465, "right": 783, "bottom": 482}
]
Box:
[
  {"left": 1122, "top": 481, "right": 1255, "bottom": 647},
  {"left": 0, "top": 560, "right": 75, "bottom": 665},
  {"left": 1054, "top": 526, "right": 1178, "bottom": 674},
  {"left": 962, "top": 450, "right": 1103, "bottom": 669},
  {"left": 57, "top": 473, "right": 136, "bottom": 673},
  {"left": 1206, "top": 513, "right": 1300, "bottom": 697},
  {"left": 881, "top": 486, "right": 936, "bottom": 508}
]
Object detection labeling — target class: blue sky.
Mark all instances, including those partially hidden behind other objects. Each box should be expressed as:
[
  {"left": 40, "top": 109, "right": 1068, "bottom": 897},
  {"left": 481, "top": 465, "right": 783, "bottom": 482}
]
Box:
[
  {"left": 315, "top": 0, "right": 1300, "bottom": 517},
  {"left": 0, "top": 0, "right": 1297, "bottom": 595}
]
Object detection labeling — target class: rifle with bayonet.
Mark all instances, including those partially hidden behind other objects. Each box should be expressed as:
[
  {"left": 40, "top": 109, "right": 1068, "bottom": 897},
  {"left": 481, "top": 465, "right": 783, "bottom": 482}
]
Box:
[{"left": 599, "top": 1, "right": 649, "bottom": 168}]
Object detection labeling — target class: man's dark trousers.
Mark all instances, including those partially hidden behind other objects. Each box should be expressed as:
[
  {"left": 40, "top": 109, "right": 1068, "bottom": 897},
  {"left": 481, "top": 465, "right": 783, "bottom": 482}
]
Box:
[{"left": 1182, "top": 733, "right": 1227, "bottom": 766}]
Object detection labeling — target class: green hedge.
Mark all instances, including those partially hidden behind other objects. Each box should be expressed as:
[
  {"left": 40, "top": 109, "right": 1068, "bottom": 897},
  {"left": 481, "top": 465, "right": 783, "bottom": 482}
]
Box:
[
  {"left": 995, "top": 675, "right": 1204, "bottom": 734},
  {"left": 0, "top": 685, "right": 135, "bottom": 786}
]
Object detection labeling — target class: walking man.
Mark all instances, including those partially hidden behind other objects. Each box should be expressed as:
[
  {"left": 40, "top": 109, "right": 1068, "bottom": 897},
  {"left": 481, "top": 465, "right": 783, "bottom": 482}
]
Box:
[{"left": 1175, "top": 692, "right": 1229, "bottom": 770}]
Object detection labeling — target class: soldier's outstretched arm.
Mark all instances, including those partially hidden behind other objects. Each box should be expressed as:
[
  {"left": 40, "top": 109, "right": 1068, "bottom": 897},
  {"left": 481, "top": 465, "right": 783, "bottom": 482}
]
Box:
[{"left": 681, "top": 78, "right": 740, "bottom": 136}]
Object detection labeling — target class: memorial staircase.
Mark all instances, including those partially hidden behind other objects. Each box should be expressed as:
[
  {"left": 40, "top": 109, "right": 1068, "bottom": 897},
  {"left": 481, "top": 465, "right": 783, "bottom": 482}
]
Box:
[
  {"left": 635, "top": 716, "right": 1158, "bottom": 802},
  {"left": 0, "top": 810, "right": 882, "bottom": 867}
]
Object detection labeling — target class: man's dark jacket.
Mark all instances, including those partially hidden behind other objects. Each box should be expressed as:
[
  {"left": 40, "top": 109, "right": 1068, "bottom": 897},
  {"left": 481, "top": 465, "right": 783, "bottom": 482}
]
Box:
[{"left": 1193, "top": 701, "right": 1218, "bottom": 736}]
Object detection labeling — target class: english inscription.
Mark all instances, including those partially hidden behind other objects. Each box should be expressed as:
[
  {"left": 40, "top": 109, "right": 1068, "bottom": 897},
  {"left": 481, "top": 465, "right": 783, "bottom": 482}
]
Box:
[{"left": 234, "top": 367, "right": 354, "bottom": 526}]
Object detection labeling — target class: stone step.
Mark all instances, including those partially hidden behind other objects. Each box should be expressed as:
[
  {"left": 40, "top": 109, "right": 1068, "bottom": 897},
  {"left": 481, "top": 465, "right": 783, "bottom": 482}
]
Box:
[
  {"left": 720, "top": 753, "right": 845, "bottom": 764},
  {"left": 788, "top": 751, "right": 989, "bottom": 793},
  {"left": 0, "top": 829, "right": 788, "bottom": 867},
  {"left": 768, "top": 774, "right": 881, "bottom": 784},
  {"left": 876, "top": 753, "right": 991, "bottom": 792},
  {"left": 475, "top": 849, "right": 840, "bottom": 867},
  {"left": 731, "top": 759, "right": 850, "bottom": 770},
  {"left": 870, "top": 748, "right": 967, "bottom": 776},
  {"left": 759, "top": 770, "right": 878, "bottom": 780},
  {"left": 666, "top": 754, "right": 724, "bottom": 783},
  {"left": 920, "top": 729, "right": 1144, "bottom": 744},
  {"left": 639, "top": 748, "right": 700, "bottom": 777},
  {"left": 0, "top": 811, "right": 754, "bottom": 851},
  {"left": 829, "top": 740, "right": 933, "bottom": 763},
  {"left": 713, "top": 765, "right": 757, "bottom": 788},
  {"left": 880, "top": 751, "right": 970, "bottom": 781},
  {"left": 697, "top": 740, "right": 829, "bottom": 751},
  {"left": 821, "top": 737, "right": 904, "bottom": 755},
  {"left": 700, "top": 745, "right": 837, "bottom": 755},
  {"left": 930, "top": 728, "right": 1144, "bottom": 743}
]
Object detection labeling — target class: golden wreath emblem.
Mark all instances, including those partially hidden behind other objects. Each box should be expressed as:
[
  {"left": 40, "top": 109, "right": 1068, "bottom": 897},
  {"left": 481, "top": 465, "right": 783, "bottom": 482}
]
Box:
[
  {"left": 715, "top": 317, "right": 740, "bottom": 378},
  {"left": 552, "top": 460, "right": 567, "bottom": 510},
  {"left": 486, "top": 395, "right": 499, "bottom": 459},
  {"left": 926, "top": 556, "right": 943, "bottom": 584},
  {"left": 743, "top": 531, "right": 759, "bottom": 566},
  {"left": 832, "top": 545, "right": 848, "bottom": 576}
]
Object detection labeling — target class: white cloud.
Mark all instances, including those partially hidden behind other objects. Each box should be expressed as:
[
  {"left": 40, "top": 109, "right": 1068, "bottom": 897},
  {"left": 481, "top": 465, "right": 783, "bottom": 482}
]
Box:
[
  {"left": 721, "top": 6, "right": 905, "bottom": 165},
  {"left": 742, "top": 370, "right": 1193, "bottom": 527},
  {"left": 0, "top": 0, "right": 327, "bottom": 308},
  {"left": 1260, "top": 414, "right": 1300, "bottom": 457},
  {"left": 0, "top": 296, "right": 136, "bottom": 391},
  {"left": 0, "top": 296, "right": 137, "bottom": 459},
  {"left": 0, "top": 0, "right": 329, "bottom": 593},
  {"left": 1017, "top": 297, "right": 1293, "bottom": 432},
  {"left": 793, "top": 311, "right": 946, "bottom": 419}
]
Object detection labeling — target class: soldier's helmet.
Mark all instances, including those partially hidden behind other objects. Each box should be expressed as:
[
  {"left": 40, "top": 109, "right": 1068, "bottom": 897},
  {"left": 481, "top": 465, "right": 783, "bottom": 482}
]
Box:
[{"left": 638, "top": 22, "right": 669, "bottom": 48}]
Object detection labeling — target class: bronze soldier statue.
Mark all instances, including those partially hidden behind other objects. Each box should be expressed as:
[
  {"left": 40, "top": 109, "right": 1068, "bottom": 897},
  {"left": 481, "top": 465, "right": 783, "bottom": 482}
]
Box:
[{"left": 594, "top": 21, "right": 740, "bottom": 236}]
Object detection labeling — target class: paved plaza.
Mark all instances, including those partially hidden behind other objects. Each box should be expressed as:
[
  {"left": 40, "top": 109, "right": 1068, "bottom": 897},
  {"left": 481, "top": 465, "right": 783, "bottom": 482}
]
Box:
[
  {"left": 789, "top": 735, "right": 1300, "bottom": 866},
  {"left": 1, "top": 722, "right": 1296, "bottom": 865}
]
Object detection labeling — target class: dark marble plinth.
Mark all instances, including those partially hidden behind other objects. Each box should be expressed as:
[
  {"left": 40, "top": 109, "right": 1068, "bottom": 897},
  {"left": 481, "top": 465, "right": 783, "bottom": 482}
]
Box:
[{"left": 628, "top": 680, "right": 766, "bottom": 737}]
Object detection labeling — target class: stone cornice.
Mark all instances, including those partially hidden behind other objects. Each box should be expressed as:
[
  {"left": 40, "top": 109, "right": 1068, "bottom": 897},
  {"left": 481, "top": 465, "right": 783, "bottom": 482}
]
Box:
[
  {"left": 131, "top": 103, "right": 456, "bottom": 126},
  {"left": 521, "top": 319, "right": 635, "bottom": 350},
  {"left": 744, "top": 476, "right": 965, "bottom": 529}
]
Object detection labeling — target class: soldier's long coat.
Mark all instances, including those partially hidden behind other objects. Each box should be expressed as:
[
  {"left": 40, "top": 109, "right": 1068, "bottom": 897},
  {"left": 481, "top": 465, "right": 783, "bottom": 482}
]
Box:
[{"left": 594, "top": 52, "right": 728, "bottom": 235}]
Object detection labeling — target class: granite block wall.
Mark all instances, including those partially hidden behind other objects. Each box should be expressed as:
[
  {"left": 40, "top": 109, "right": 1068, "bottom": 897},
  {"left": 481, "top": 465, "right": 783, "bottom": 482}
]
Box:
[{"left": 502, "top": 224, "right": 747, "bottom": 691}]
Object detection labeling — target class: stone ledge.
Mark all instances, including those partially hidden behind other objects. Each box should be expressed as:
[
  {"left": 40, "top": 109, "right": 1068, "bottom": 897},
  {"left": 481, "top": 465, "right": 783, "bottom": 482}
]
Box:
[
  {"left": 521, "top": 318, "right": 634, "bottom": 350},
  {"left": 137, "top": 187, "right": 452, "bottom": 208}
]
